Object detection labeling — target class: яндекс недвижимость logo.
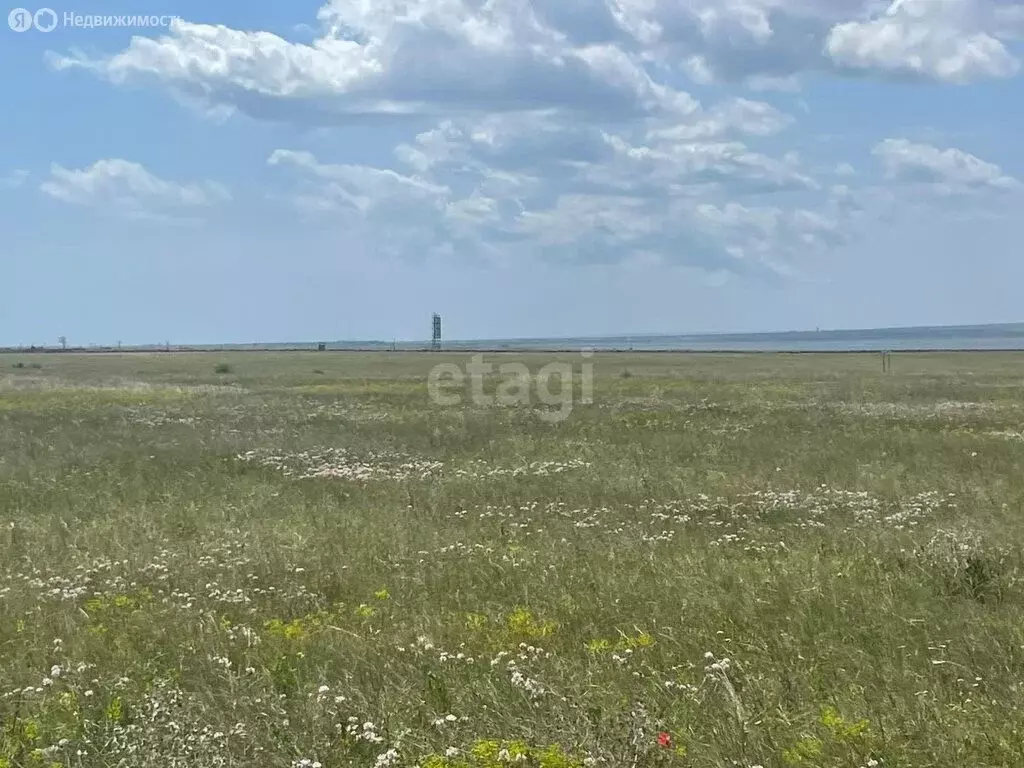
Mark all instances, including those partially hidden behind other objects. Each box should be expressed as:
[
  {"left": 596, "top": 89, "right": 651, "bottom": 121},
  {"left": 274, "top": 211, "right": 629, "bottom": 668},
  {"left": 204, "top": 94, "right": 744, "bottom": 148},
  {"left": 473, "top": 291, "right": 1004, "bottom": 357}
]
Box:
[
  {"left": 8, "top": 7, "right": 176, "bottom": 31},
  {"left": 8, "top": 7, "right": 56, "bottom": 31}
]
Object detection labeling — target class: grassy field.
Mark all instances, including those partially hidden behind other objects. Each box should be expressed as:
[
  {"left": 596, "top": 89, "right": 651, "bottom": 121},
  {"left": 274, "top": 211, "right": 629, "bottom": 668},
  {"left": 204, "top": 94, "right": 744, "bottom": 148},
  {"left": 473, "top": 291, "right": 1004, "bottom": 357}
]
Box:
[{"left": 2, "top": 350, "right": 1024, "bottom": 768}]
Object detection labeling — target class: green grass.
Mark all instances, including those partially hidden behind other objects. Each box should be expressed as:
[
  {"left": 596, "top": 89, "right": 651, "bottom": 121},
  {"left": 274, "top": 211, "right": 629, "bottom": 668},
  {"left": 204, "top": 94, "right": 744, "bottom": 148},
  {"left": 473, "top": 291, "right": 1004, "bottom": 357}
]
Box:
[{"left": 2, "top": 351, "right": 1024, "bottom": 767}]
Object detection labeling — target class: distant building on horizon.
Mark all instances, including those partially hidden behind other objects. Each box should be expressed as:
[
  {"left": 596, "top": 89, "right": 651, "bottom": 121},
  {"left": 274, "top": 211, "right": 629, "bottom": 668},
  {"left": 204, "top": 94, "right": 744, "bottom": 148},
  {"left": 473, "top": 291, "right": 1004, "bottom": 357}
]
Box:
[{"left": 432, "top": 314, "right": 442, "bottom": 350}]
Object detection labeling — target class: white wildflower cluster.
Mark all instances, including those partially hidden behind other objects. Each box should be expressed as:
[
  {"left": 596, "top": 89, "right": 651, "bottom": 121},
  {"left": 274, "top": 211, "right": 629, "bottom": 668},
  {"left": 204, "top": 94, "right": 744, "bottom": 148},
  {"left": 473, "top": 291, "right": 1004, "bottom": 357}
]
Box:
[
  {"left": 516, "top": 643, "right": 551, "bottom": 660},
  {"left": 297, "top": 399, "right": 390, "bottom": 423},
  {"left": 121, "top": 405, "right": 201, "bottom": 428},
  {"left": 225, "top": 623, "right": 262, "bottom": 647},
  {"left": 664, "top": 679, "right": 700, "bottom": 695},
  {"left": 703, "top": 651, "right": 732, "bottom": 675},
  {"left": 313, "top": 684, "right": 347, "bottom": 706},
  {"left": 236, "top": 448, "right": 444, "bottom": 482},
  {"left": 430, "top": 713, "right": 469, "bottom": 727},
  {"left": 345, "top": 718, "right": 385, "bottom": 744},
  {"left": 495, "top": 747, "right": 528, "bottom": 762},
  {"left": 95, "top": 679, "right": 246, "bottom": 766},
  {"left": 507, "top": 660, "right": 546, "bottom": 699},
  {"left": 452, "top": 459, "right": 592, "bottom": 478},
  {"left": 611, "top": 648, "right": 634, "bottom": 665},
  {"left": 986, "top": 429, "right": 1024, "bottom": 441},
  {"left": 399, "top": 636, "right": 476, "bottom": 665},
  {"left": 438, "top": 649, "right": 475, "bottom": 664},
  {"left": 425, "top": 489, "right": 957, "bottom": 558},
  {"left": 828, "top": 400, "right": 1012, "bottom": 421}
]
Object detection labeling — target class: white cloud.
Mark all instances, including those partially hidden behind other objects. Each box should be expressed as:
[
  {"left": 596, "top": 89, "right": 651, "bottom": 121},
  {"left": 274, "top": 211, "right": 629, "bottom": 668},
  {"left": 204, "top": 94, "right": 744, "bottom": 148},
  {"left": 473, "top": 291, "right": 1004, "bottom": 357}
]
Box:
[
  {"left": 692, "top": 200, "right": 846, "bottom": 274},
  {"left": 40, "top": 159, "right": 230, "bottom": 220},
  {"left": 47, "top": 0, "right": 1024, "bottom": 130},
  {"left": 268, "top": 109, "right": 845, "bottom": 276},
  {"left": 268, "top": 148, "right": 489, "bottom": 257},
  {"left": 632, "top": 0, "right": 1023, "bottom": 84},
  {"left": 391, "top": 109, "right": 811, "bottom": 199},
  {"left": 41, "top": 0, "right": 1020, "bottom": 276},
  {"left": 614, "top": 0, "right": 849, "bottom": 84},
  {"left": 872, "top": 138, "right": 1021, "bottom": 193},
  {"left": 582, "top": 134, "right": 817, "bottom": 196},
  {"left": 827, "top": 0, "right": 1020, "bottom": 83},
  {"left": 47, "top": 4, "right": 696, "bottom": 122},
  {"left": 268, "top": 149, "right": 448, "bottom": 213},
  {"left": 646, "top": 98, "right": 793, "bottom": 141}
]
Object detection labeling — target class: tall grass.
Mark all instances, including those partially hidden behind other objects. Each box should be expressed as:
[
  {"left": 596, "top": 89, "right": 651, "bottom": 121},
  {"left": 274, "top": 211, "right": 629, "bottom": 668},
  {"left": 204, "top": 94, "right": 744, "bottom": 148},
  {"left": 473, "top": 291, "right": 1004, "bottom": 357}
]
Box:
[{"left": 1, "top": 352, "right": 1023, "bottom": 767}]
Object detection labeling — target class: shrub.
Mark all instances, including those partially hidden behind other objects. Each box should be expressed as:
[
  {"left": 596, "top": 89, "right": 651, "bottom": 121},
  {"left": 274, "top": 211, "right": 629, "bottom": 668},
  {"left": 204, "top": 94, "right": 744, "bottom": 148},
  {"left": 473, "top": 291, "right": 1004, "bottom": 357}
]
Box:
[{"left": 214, "top": 363, "right": 232, "bottom": 374}]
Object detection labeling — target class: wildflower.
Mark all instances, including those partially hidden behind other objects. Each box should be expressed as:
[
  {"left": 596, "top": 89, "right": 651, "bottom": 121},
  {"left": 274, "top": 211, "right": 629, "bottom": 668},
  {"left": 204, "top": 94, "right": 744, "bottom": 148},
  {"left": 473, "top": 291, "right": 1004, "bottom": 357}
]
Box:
[{"left": 658, "top": 732, "right": 672, "bottom": 748}]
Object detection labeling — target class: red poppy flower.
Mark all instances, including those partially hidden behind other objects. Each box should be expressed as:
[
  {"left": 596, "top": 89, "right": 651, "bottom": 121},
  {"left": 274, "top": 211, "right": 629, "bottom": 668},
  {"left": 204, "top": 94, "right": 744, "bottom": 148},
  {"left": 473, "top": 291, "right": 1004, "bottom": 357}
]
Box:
[{"left": 657, "top": 732, "right": 672, "bottom": 748}]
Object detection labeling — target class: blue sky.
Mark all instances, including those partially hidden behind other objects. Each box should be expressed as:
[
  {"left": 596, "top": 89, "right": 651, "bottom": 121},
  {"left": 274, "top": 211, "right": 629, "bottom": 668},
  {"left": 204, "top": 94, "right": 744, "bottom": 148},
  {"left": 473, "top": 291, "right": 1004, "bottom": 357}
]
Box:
[{"left": 2, "top": 0, "right": 1023, "bottom": 345}]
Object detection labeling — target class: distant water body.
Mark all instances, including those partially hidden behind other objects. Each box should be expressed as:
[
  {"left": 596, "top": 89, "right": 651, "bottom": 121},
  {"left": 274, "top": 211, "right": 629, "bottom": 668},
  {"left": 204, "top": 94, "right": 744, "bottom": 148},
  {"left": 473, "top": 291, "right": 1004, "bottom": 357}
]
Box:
[
  {"left": 302, "top": 323, "right": 1024, "bottom": 353},
  {"left": 10, "top": 324, "right": 1024, "bottom": 353}
]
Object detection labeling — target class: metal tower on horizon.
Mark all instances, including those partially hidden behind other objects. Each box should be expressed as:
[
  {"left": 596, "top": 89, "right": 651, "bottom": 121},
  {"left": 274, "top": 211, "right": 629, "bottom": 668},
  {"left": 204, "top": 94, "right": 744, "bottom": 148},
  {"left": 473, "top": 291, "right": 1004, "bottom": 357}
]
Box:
[{"left": 432, "top": 313, "right": 442, "bottom": 350}]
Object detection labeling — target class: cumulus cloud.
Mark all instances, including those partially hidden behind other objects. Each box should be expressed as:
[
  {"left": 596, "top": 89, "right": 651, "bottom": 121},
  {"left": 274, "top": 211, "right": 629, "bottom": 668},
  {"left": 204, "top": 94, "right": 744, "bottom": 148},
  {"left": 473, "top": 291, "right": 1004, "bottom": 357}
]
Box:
[
  {"left": 268, "top": 149, "right": 448, "bottom": 210},
  {"left": 46, "top": 0, "right": 1024, "bottom": 129},
  {"left": 646, "top": 98, "right": 793, "bottom": 141},
  {"left": 41, "top": 159, "right": 230, "bottom": 220},
  {"left": 872, "top": 138, "right": 1021, "bottom": 193},
  {"left": 582, "top": 134, "right": 817, "bottom": 196},
  {"left": 268, "top": 108, "right": 845, "bottom": 276},
  {"left": 613, "top": 0, "right": 1021, "bottom": 84},
  {"left": 827, "top": 0, "right": 1019, "bottom": 83},
  {"left": 47, "top": 2, "right": 696, "bottom": 122},
  {"left": 392, "top": 109, "right": 810, "bottom": 197},
  {"left": 40, "top": 0, "right": 1020, "bottom": 275},
  {"left": 691, "top": 200, "right": 847, "bottom": 274}
]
